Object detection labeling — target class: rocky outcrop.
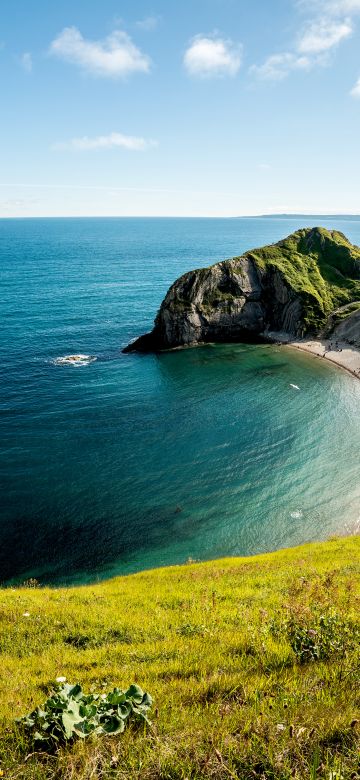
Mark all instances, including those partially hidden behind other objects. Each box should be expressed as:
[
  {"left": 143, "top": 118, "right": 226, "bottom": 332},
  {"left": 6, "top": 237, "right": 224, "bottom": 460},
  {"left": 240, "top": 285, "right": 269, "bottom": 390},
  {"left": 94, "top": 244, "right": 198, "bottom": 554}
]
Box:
[
  {"left": 329, "top": 306, "right": 360, "bottom": 349},
  {"left": 124, "top": 227, "right": 360, "bottom": 352}
]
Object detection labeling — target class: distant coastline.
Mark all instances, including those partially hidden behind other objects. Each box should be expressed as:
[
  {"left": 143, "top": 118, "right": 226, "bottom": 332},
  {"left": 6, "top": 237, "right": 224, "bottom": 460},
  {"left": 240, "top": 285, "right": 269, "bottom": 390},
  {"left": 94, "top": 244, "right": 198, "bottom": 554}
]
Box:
[{"left": 236, "top": 214, "right": 360, "bottom": 220}]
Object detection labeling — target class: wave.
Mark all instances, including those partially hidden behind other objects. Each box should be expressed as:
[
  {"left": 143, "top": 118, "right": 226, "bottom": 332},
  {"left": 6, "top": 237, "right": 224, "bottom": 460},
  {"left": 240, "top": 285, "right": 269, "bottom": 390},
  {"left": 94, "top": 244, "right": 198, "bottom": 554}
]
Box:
[{"left": 52, "top": 354, "right": 97, "bottom": 367}]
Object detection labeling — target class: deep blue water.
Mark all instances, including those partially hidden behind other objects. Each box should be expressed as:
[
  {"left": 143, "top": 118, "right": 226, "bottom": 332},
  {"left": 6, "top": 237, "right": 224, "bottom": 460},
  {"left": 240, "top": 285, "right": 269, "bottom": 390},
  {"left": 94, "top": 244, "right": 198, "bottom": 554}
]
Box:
[{"left": 1, "top": 216, "right": 360, "bottom": 585}]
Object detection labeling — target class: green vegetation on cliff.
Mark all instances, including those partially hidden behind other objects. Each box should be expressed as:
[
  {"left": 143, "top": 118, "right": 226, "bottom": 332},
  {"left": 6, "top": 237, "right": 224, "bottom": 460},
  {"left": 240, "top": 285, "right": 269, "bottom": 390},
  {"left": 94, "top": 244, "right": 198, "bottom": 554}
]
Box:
[
  {"left": 1, "top": 536, "right": 359, "bottom": 779},
  {"left": 241, "top": 227, "right": 360, "bottom": 332}
]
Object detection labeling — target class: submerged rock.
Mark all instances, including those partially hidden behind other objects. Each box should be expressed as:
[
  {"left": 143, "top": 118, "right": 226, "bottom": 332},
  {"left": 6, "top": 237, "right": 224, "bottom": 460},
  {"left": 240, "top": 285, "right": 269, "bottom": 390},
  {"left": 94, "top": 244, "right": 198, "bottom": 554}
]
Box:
[
  {"left": 53, "top": 354, "right": 97, "bottom": 366},
  {"left": 123, "top": 227, "right": 360, "bottom": 352}
]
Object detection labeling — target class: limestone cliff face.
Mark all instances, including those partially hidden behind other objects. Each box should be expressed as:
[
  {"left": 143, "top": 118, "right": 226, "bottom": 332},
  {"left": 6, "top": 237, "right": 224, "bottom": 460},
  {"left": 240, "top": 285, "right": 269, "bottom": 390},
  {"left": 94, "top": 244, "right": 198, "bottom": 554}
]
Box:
[
  {"left": 124, "top": 227, "right": 360, "bottom": 352},
  {"left": 151, "top": 261, "right": 303, "bottom": 349}
]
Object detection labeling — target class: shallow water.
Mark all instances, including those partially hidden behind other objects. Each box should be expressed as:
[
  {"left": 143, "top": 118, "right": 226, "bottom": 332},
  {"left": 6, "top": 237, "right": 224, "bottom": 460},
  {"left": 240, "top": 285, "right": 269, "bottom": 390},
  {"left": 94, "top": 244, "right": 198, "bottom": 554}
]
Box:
[{"left": 1, "top": 216, "right": 360, "bottom": 585}]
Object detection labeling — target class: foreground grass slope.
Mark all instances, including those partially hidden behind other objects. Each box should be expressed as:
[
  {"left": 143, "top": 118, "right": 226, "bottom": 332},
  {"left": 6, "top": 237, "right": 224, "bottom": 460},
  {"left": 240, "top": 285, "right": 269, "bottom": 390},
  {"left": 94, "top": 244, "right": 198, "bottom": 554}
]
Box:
[{"left": 0, "top": 537, "right": 359, "bottom": 780}]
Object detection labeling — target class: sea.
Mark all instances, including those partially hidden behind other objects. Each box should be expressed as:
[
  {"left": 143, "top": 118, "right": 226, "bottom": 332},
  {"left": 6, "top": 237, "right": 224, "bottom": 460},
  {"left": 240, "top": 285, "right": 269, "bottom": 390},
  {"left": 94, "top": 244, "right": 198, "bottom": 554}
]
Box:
[{"left": 1, "top": 216, "right": 360, "bottom": 586}]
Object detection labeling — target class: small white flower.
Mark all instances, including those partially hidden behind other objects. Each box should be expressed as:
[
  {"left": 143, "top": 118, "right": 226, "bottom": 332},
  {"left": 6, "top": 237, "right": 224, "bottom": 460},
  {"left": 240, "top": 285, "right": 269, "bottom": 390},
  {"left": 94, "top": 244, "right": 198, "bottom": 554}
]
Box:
[
  {"left": 22, "top": 611, "right": 30, "bottom": 617},
  {"left": 56, "top": 676, "right": 67, "bottom": 683}
]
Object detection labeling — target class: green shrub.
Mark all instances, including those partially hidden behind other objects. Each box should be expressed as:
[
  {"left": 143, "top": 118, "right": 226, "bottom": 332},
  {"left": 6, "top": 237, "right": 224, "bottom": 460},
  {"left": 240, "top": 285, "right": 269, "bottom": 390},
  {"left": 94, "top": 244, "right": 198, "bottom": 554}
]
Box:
[
  {"left": 16, "top": 681, "right": 152, "bottom": 748},
  {"left": 286, "top": 611, "right": 358, "bottom": 664}
]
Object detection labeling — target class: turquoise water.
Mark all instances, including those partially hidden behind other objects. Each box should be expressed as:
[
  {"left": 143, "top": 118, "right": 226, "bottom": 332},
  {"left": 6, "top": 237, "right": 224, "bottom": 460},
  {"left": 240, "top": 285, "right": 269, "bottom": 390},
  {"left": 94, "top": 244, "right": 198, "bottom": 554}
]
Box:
[{"left": 1, "top": 216, "right": 360, "bottom": 585}]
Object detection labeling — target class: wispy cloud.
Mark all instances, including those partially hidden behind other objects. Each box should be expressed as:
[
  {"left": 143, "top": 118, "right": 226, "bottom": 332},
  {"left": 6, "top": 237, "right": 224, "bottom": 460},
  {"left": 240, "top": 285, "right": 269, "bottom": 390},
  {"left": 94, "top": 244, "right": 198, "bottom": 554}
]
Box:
[
  {"left": 135, "top": 16, "right": 161, "bottom": 31},
  {"left": 49, "top": 27, "right": 151, "bottom": 78},
  {"left": 0, "top": 198, "right": 36, "bottom": 210},
  {"left": 184, "top": 34, "right": 242, "bottom": 77},
  {"left": 51, "top": 132, "right": 157, "bottom": 152},
  {"left": 250, "top": 53, "right": 311, "bottom": 80},
  {"left": 335, "top": 0, "right": 360, "bottom": 9},
  {"left": 350, "top": 76, "right": 360, "bottom": 96},
  {"left": 297, "top": 18, "right": 352, "bottom": 53},
  {"left": 300, "top": 0, "right": 360, "bottom": 13},
  {"left": 252, "top": 1, "right": 356, "bottom": 81},
  {"left": 20, "top": 52, "right": 32, "bottom": 72}
]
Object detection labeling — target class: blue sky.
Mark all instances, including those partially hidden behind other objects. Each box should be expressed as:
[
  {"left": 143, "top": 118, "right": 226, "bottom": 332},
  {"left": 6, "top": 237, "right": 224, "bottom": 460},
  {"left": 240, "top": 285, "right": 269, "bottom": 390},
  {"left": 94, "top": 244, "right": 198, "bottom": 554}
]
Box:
[{"left": 1, "top": 0, "right": 360, "bottom": 217}]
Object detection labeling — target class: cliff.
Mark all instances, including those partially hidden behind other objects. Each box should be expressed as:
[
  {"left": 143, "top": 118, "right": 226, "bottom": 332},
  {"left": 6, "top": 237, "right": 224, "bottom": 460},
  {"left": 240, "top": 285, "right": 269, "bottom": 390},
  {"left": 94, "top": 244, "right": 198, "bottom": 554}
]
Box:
[{"left": 124, "top": 227, "right": 360, "bottom": 352}]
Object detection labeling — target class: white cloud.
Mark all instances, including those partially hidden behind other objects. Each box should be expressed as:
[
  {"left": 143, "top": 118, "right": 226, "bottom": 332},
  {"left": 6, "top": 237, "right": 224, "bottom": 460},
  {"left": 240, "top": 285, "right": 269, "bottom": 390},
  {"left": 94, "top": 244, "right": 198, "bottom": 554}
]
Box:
[
  {"left": 49, "top": 27, "right": 151, "bottom": 77},
  {"left": 251, "top": 4, "right": 354, "bottom": 81},
  {"left": 350, "top": 76, "right": 360, "bottom": 96},
  {"left": 297, "top": 17, "right": 352, "bottom": 53},
  {"left": 297, "top": 0, "right": 360, "bottom": 13},
  {"left": 136, "top": 16, "right": 160, "bottom": 31},
  {"left": 293, "top": 1, "right": 360, "bottom": 96},
  {"left": 52, "top": 132, "right": 157, "bottom": 152},
  {"left": 324, "top": 0, "right": 360, "bottom": 12},
  {"left": 20, "top": 52, "right": 32, "bottom": 72},
  {"left": 250, "top": 52, "right": 311, "bottom": 80},
  {"left": 184, "top": 35, "right": 242, "bottom": 77}
]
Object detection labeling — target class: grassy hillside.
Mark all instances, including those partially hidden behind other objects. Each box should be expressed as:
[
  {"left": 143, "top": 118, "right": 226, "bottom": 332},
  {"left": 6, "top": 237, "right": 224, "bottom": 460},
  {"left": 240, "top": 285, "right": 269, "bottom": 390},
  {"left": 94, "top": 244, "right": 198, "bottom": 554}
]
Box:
[
  {"left": 247, "top": 227, "right": 360, "bottom": 332},
  {"left": 0, "top": 536, "right": 359, "bottom": 780}
]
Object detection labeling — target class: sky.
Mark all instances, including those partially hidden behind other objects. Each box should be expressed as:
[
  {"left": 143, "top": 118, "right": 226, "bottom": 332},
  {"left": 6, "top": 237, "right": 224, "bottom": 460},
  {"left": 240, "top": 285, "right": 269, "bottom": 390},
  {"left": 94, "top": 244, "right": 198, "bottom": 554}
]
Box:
[{"left": 1, "top": 0, "right": 360, "bottom": 217}]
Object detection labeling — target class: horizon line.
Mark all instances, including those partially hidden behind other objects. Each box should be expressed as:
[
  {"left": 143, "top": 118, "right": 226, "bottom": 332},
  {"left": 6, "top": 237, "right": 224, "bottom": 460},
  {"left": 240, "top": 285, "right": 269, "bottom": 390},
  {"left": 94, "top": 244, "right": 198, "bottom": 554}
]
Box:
[{"left": 1, "top": 212, "right": 360, "bottom": 220}]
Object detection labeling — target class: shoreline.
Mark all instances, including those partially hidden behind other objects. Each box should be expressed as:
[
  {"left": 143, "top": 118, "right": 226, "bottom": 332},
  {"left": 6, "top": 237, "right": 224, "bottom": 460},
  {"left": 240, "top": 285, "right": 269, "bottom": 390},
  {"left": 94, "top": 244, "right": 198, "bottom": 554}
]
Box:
[
  {"left": 266, "top": 332, "right": 360, "bottom": 381},
  {"left": 144, "top": 335, "right": 360, "bottom": 382}
]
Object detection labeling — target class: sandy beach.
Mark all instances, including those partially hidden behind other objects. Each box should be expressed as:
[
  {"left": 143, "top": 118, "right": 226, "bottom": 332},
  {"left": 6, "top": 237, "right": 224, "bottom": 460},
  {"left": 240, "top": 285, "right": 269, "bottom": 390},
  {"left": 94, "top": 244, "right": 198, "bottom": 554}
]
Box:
[{"left": 267, "top": 332, "right": 360, "bottom": 381}]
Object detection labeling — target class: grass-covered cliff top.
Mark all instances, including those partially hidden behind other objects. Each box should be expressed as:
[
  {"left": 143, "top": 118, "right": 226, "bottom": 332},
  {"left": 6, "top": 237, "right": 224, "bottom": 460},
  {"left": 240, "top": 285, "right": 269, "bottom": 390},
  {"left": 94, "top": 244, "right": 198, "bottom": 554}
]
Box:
[
  {"left": 1, "top": 536, "right": 359, "bottom": 779},
  {"left": 241, "top": 227, "right": 360, "bottom": 330}
]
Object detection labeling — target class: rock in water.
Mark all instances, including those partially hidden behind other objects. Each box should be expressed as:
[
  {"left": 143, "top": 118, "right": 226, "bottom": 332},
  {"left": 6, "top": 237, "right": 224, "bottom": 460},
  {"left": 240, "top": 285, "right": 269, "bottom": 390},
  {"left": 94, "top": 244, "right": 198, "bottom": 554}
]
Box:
[{"left": 123, "top": 227, "right": 360, "bottom": 352}]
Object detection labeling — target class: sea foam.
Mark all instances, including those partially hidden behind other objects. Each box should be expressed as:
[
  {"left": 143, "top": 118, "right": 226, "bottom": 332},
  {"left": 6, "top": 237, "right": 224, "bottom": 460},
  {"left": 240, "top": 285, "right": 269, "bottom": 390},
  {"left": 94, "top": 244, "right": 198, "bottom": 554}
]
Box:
[{"left": 52, "top": 354, "right": 97, "bottom": 367}]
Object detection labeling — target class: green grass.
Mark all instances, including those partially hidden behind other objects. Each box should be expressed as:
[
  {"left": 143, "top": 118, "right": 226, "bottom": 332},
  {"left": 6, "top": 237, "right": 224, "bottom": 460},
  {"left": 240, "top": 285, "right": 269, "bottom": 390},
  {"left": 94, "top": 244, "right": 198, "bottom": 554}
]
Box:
[{"left": 0, "top": 536, "right": 359, "bottom": 779}]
